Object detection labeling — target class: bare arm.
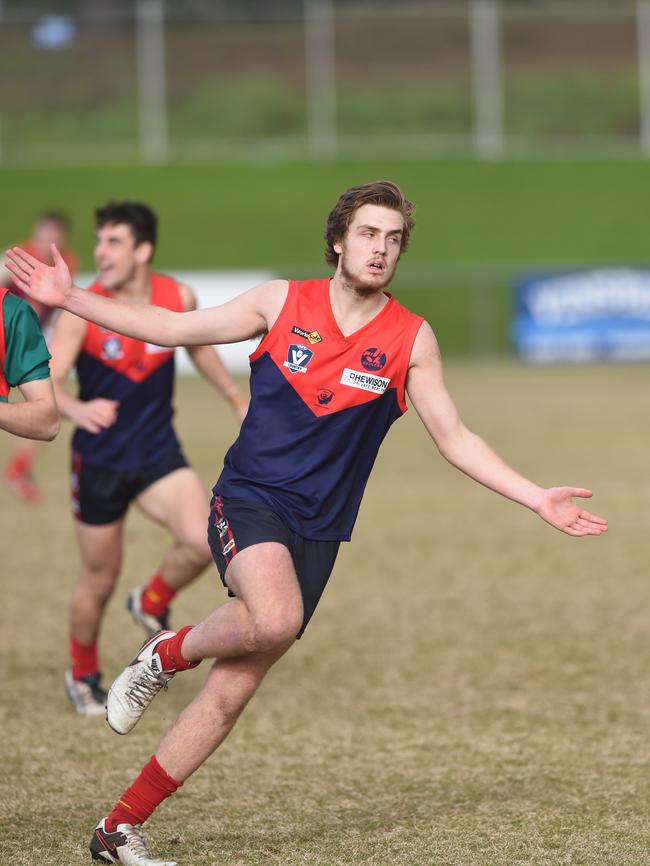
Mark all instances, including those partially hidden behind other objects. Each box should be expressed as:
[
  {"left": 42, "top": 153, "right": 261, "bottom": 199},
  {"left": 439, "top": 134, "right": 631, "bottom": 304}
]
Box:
[
  {"left": 48, "top": 311, "right": 119, "bottom": 433},
  {"left": 5, "top": 244, "right": 285, "bottom": 348},
  {"left": 178, "top": 283, "right": 248, "bottom": 421},
  {"left": 406, "top": 322, "right": 608, "bottom": 537},
  {"left": 0, "top": 377, "right": 59, "bottom": 441}
]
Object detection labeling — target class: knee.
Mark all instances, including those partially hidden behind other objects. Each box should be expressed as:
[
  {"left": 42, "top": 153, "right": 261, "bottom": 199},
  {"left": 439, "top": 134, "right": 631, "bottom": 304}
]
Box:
[
  {"left": 77, "top": 562, "right": 121, "bottom": 603},
  {"left": 250, "top": 607, "right": 303, "bottom": 653},
  {"left": 182, "top": 529, "right": 212, "bottom": 569}
]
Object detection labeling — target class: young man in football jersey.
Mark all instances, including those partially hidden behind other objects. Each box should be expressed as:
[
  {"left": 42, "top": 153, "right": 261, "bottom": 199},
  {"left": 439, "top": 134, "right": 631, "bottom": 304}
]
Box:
[
  {"left": 6, "top": 182, "right": 607, "bottom": 866},
  {"left": 1, "top": 211, "right": 78, "bottom": 500},
  {"left": 12, "top": 201, "right": 247, "bottom": 720},
  {"left": 0, "top": 288, "right": 59, "bottom": 442}
]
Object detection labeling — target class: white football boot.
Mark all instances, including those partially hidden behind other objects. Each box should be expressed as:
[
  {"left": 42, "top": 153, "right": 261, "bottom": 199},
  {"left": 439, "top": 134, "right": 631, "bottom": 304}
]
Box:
[
  {"left": 106, "top": 631, "right": 176, "bottom": 735},
  {"left": 90, "top": 818, "right": 178, "bottom": 865}
]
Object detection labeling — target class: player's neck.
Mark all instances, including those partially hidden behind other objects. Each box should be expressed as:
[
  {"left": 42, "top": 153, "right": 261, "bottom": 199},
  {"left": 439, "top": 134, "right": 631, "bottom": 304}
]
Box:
[
  {"left": 328, "top": 277, "right": 389, "bottom": 336},
  {"left": 110, "top": 269, "right": 151, "bottom": 303}
]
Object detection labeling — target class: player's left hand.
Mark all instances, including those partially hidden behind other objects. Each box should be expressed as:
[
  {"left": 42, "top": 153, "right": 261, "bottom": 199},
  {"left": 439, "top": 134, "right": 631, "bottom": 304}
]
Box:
[
  {"left": 536, "top": 487, "right": 608, "bottom": 537},
  {"left": 4, "top": 243, "right": 72, "bottom": 309}
]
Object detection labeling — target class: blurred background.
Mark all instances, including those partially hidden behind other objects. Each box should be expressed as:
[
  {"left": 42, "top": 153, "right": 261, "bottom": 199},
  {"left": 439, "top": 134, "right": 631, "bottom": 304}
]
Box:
[{"left": 2, "top": 0, "right": 650, "bottom": 359}]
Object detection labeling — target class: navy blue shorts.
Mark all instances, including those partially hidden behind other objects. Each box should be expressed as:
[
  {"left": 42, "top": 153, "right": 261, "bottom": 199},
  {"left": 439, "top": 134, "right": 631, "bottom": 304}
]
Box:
[
  {"left": 71, "top": 447, "right": 189, "bottom": 525},
  {"left": 207, "top": 495, "right": 341, "bottom": 638}
]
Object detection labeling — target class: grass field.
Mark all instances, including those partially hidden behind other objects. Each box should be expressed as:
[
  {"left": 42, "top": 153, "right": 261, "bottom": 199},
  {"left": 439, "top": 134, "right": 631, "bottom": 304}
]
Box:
[
  {"left": 2, "top": 158, "right": 650, "bottom": 354},
  {"left": 1, "top": 361, "right": 648, "bottom": 866}
]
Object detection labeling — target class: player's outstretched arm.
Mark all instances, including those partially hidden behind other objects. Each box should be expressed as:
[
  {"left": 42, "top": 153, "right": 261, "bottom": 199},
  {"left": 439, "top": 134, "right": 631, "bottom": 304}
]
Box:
[
  {"left": 4, "top": 244, "right": 280, "bottom": 347},
  {"left": 405, "top": 322, "right": 608, "bottom": 538}
]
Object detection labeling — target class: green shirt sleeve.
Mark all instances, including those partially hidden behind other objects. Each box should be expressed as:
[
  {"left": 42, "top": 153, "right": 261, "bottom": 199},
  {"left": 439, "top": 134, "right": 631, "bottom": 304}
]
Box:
[{"left": 3, "top": 293, "right": 52, "bottom": 388}]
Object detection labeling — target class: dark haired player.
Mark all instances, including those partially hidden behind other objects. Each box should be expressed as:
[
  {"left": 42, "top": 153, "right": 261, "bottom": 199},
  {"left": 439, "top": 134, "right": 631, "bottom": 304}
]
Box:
[
  {"left": 6, "top": 182, "right": 607, "bottom": 866},
  {"left": 17, "top": 201, "right": 247, "bottom": 719}
]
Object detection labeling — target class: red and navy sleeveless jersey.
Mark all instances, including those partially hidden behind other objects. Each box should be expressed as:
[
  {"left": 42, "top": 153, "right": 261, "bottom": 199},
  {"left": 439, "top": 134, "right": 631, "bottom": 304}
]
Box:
[
  {"left": 215, "top": 278, "right": 424, "bottom": 540},
  {"left": 0, "top": 288, "right": 9, "bottom": 401},
  {"left": 72, "top": 274, "right": 185, "bottom": 469}
]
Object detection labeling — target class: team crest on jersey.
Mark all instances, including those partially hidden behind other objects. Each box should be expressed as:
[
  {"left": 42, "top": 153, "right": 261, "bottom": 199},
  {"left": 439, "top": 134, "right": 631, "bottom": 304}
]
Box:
[
  {"left": 292, "top": 325, "right": 322, "bottom": 345},
  {"left": 361, "top": 347, "right": 387, "bottom": 371},
  {"left": 284, "top": 344, "right": 314, "bottom": 374},
  {"left": 316, "top": 388, "right": 335, "bottom": 407},
  {"left": 101, "top": 336, "right": 124, "bottom": 360}
]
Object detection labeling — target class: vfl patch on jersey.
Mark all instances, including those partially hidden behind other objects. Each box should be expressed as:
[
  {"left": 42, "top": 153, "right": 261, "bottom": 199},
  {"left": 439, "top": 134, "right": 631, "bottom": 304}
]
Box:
[
  {"left": 292, "top": 325, "right": 322, "bottom": 344},
  {"left": 361, "top": 347, "right": 387, "bottom": 371},
  {"left": 340, "top": 368, "right": 390, "bottom": 394},
  {"left": 284, "top": 344, "right": 314, "bottom": 374},
  {"left": 101, "top": 336, "right": 123, "bottom": 360}
]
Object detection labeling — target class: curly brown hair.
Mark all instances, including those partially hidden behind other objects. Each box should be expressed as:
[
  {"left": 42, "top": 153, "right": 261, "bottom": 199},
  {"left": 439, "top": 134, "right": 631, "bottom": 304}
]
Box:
[{"left": 324, "top": 180, "right": 415, "bottom": 267}]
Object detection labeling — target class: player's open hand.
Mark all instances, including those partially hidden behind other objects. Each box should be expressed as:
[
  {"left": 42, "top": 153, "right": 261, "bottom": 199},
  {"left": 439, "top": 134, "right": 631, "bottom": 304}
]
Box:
[
  {"left": 536, "top": 487, "right": 608, "bottom": 537},
  {"left": 4, "top": 243, "right": 72, "bottom": 309}
]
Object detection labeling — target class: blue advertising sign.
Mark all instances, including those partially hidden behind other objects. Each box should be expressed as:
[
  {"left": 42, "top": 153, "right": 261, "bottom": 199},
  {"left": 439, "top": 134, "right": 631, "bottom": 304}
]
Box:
[{"left": 511, "top": 268, "right": 650, "bottom": 362}]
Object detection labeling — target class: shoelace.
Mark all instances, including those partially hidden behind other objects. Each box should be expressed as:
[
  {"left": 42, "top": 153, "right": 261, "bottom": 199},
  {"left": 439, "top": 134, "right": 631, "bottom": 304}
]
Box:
[
  {"left": 123, "top": 824, "right": 155, "bottom": 859},
  {"left": 125, "top": 665, "right": 172, "bottom": 709}
]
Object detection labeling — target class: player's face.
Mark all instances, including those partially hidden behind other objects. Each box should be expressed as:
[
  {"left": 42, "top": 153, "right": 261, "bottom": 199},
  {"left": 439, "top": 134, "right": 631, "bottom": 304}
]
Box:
[
  {"left": 334, "top": 204, "right": 404, "bottom": 293},
  {"left": 33, "top": 220, "right": 67, "bottom": 259},
  {"left": 94, "top": 223, "right": 150, "bottom": 290}
]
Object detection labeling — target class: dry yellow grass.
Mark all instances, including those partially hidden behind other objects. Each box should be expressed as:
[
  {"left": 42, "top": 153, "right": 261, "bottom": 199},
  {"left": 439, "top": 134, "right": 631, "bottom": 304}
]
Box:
[{"left": 1, "top": 360, "right": 648, "bottom": 865}]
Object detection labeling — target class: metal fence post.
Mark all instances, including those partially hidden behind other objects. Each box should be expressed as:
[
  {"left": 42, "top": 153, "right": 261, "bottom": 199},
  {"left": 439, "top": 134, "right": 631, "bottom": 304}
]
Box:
[
  {"left": 469, "top": 0, "right": 504, "bottom": 158},
  {"left": 637, "top": 0, "right": 650, "bottom": 154},
  {"left": 304, "top": 0, "right": 338, "bottom": 157},
  {"left": 135, "top": 0, "right": 168, "bottom": 163}
]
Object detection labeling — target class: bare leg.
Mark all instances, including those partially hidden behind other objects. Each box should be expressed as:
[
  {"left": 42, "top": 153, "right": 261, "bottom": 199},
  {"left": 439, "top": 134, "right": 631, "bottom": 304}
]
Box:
[
  {"left": 135, "top": 467, "right": 212, "bottom": 591},
  {"left": 157, "top": 643, "right": 292, "bottom": 781},
  {"left": 70, "top": 519, "right": 124, "bottom": 645},
  {"left": 181, "top": 541, "right": 305, "bottom": 660}
]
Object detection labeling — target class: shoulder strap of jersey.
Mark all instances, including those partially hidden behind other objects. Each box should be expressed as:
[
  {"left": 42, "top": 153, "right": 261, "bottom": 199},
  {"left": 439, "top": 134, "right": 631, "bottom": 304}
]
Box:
[{"left": 150, "top": 273, "right": 185, "bottom": 313}]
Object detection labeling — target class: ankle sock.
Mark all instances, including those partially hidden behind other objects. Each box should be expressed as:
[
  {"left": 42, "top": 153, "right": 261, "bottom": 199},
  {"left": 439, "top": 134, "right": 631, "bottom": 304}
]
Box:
[
  {"left": 105, "top": 756, "right": 182, "bottom": 831},
  {"left": 157, "top": 625, "right": 200, "bottom": 673},
  {"left": 70, "top": 636, "right": 99, "bottom": 680},
  {"left": 142, "top": 572, "right": 176, "bottom": 616}
]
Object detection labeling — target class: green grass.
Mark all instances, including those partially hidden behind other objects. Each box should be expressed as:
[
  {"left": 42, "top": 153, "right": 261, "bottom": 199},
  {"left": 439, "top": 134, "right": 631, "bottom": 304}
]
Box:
[
  {"left": 2, "top": 158, "right": 650, "bottom": 353},
  {"left": 0, "top": 362, "right": 647, "bottom": 865}
]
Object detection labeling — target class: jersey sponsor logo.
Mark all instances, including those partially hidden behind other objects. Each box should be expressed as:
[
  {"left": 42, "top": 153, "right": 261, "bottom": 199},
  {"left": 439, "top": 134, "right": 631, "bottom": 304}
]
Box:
[
  {"left": 283, "top": 343, "right": 314, "bottom": 374},
  {"left": 101, "top": 336, "right": 123, "bottom": 360},
  {"left": 292, "top": 325, "right": 322, "bottom": 344},
  {"left": 340, "top": 368, "right": 390, "bottom": 394},
  {"left": 361, "top": 347, "right": 387, "bottom": 371},
  {"left": 316, "top": 388, "right": 335, "bottom": 406}
]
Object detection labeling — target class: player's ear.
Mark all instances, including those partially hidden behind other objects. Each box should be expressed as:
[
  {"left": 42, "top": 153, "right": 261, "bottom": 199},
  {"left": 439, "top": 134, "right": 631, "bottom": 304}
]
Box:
[
  {"left": 135, "top": 241, "right": 154, "bottom": 265},
  {"left": 333, "top": 239, "right": 343, "bottom": 255}
]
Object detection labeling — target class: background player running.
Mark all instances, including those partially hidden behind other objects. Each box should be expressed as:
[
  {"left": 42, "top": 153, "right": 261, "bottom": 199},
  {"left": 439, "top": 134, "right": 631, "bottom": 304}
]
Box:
[
  {"left": 17, "top": 201, "right": 247, "bottom": 717},
  {"left": 6, "top": 181, "right": 607, "bottom": 866}
]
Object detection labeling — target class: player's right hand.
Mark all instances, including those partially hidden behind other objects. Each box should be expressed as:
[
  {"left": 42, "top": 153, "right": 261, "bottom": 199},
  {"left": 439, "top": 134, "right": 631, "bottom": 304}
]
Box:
[
  {"left": 75, "top": 399, "right": 120, "bottom": 434},
  {"left": 4, "top": 243, "right": 72, "bottom": 308}
]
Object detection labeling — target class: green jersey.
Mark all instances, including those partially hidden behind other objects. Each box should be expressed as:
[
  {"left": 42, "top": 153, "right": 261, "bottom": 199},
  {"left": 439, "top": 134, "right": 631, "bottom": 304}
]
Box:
[{"left": 0, "top": 290, "right": 51, "bottom": 402}]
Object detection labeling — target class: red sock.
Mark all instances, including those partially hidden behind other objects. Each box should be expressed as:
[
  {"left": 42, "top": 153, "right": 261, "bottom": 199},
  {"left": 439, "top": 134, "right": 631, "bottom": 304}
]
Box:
[
  {"left": 5, "top": 451, "right": 31, "bottom": 478},
  {"left": 105, "top": 756, "right": 182, "bottom": 831},
  {"left": 141, "top": 572, "right": 177, "bottom": 616},
  {"left": 157, "top": 625, "right": 200, "bottom": 673},
  {"left": 70, "top": 636, "right": 99, "bottom": 679}
]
